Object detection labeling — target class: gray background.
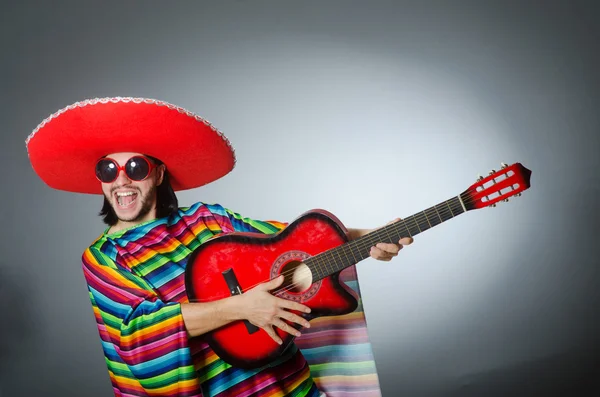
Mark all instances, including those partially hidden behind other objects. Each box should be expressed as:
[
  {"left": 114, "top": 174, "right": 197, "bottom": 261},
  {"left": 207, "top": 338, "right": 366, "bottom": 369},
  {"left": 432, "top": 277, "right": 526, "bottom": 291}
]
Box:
[{"left": 1, "top": 1, "right": 599, "bottom": 396}]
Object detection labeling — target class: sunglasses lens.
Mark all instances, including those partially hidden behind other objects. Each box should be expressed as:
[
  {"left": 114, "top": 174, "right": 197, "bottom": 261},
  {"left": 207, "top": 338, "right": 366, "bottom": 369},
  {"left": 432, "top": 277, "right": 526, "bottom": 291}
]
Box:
[
  {"left": 95, "top": 159, "right": 118, "bottom": 182},
  {"left": 126, "top": 157, "right": 151, "bottom": 181}
]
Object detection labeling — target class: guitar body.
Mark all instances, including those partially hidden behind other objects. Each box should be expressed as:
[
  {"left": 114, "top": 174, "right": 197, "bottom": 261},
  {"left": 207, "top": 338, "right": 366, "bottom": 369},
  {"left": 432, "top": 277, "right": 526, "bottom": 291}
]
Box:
[{"left": 185, "top": 210, "right": 359, "bottom": 369}]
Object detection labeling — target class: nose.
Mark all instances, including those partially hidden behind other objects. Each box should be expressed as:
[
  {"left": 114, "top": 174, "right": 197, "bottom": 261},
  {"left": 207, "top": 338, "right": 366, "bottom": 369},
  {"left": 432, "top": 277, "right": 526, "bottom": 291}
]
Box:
[{"left": 114, "top": 168, "right": 132, "bottom": 186}]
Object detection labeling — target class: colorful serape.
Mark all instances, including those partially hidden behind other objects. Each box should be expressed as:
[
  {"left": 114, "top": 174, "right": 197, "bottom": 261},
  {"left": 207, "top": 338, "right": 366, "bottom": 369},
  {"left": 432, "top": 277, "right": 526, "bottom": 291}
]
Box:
[{"left": 81, "top": 202, "right": 381, "bottom": 396}]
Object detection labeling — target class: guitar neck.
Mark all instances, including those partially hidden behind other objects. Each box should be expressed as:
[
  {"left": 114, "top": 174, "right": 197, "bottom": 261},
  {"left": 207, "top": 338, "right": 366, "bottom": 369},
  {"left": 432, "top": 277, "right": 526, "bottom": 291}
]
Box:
[{"left": 306, "top": 194, "right": 468, "bottom": 282}]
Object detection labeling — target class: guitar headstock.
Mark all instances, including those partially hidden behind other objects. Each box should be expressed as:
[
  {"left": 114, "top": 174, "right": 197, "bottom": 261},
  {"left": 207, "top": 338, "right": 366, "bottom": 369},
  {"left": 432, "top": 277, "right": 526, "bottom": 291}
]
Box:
[{"left": 461, "top": 162, "right": 532, "bottom": 210}]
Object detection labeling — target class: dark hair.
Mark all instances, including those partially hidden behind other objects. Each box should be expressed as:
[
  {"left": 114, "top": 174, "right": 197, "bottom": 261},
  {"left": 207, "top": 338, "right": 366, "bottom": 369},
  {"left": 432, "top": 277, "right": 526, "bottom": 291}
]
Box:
[{"left": 99, "top": 155, "right": 179, "bottom": 226}]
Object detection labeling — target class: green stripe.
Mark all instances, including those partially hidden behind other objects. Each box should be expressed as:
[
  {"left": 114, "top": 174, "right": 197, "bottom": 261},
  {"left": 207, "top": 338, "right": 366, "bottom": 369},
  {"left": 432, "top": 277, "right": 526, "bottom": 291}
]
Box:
[
  {"left": 195, "top": 228, "right": 217, "bottom": 244},
  {"left": 308, "top": 360, "right": 376, "bottom": 377},
  {"left": 107, "top": 359, "right": 197, "bottom": 386},
  {"left": 121, "top": 305, "right": 181, "bottom": 335},
  {"left": 225, "top": 209, "right": 282, "bottom": 234},
  {"left": 197, "top": 359, "right": 232, "bottom": 383},
  {"left": 291, "top": 377, "right": 315, "bottom": 397}
]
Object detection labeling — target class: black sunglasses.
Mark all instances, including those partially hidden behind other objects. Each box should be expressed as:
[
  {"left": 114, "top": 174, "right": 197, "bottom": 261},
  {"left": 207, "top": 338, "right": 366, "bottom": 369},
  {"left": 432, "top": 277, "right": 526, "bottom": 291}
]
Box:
[{"left": 95, "top": 156, "right": 157, "bottom": 183}]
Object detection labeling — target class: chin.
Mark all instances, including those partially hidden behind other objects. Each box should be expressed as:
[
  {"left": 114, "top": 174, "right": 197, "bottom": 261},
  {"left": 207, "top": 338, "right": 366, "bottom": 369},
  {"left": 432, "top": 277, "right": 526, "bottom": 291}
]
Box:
[
  {"left": 117, "top": 214, "right": 142, "bottom": 223},
  {"left": 113, "top": 203, "right": 142, "bottom": 222}
]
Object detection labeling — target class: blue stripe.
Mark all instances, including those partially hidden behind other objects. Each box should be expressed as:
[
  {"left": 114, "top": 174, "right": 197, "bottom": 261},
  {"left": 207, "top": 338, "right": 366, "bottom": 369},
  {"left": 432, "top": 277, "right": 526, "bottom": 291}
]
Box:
[
  {"left": 90, "top": 286, "right": 132, "bottom": 318},
  {"left": 129, "top": 348, "right": 194, "bottom": 378}
]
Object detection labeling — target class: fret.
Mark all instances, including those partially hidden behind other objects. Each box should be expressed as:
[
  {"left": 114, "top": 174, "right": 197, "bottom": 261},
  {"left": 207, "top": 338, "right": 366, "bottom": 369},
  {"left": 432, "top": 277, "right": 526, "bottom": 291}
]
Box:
[
  {"left": 347, "top": 241, "right": 363, "bottom": 263},
  {"left": 382, "top": 225, "right": 394, "bottom": 244},
  {"left": 405, "top": 216, "right": 421, "bottom": 237},
  {"left": 334, "top": 247, "right": 350, "bottom": 271},
  {"left": 312, "top": 255, "right": 321, "bottom": 278},
  {"left": 389, "top": 222, "right": 404, "bottom": 241},
  {"left": 324, "top": 251, "right": 333, "bottom": 275},
  {"left": 341, "top": 245, "right": 356, "bottom": 265},
  {"left": 316, "top": 257, "right": 326, "bottom": 280},
  {"left": 400, "top": 219, "right": 412, "bottom": 238},
  {"left": 365, "top": 231, "right": 379, "bottom": 248},
  {"left": 345, "top": 241, "right": 359, "bottom": 263},
  {"left": 415, "top": 213, "right": 430, "bottom": 232},
  {"left": 449, "top": 197, "right": 465, "bottom": 216},
  {"left": 370, "top": 231, "right": 383, "bottom": 247},
  {"left": 358, "top": 241, "right": 370, "bottom": 261},
  {"left": 334, "top": 247, "right": 344, "bottom": 268},
  {"left": 306, "top": 258, "right": 320, "bottom": 281},
  {"left": 411, "top": 215, "right": 422, "bottom": 233},
  {"left": 424, "top": 207, "right": 442, "bottom": 227},
  {"left": 422, "top": 210, "right": 432, "bottom": 228},
  {"left": 432, "top": 204, "right": 443, "bottom": 223},
  {"left": 317, "top": 261, "right": 325, "bottom": 280},
  {"left": 330, "top": 250, "right": 344, "bottom": 273},
  {"left": 444, "top": 200, "right": 455, "bottom": 217},
  {"left": 435, "top": 202, "right": 453, "bottom": 222},
  {"left": 321, "top": 252, "right": 331, "bottom": 277}
]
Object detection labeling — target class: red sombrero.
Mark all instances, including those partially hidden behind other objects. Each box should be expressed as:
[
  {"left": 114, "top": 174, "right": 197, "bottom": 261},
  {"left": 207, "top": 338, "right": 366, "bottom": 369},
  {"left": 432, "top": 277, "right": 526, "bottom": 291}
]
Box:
[{"left": 25, "top": 97, "right": 236, "bottom": 194}]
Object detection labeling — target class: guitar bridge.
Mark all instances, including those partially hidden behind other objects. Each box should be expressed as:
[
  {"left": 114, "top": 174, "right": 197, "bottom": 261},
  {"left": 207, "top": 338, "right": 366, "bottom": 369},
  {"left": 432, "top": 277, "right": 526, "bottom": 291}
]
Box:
[{"left": 222, "top": 268, "right": 259, "bottom": 334}]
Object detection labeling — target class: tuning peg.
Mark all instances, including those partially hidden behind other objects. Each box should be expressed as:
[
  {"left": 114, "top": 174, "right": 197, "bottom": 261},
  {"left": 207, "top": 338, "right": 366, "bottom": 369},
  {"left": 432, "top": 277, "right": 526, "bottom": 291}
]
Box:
[
  {"left": 503, "top": 198, "right": 509, "bottom": 202},
  {"left": 477, "top": 175, "right": 484, "bottom": 181},
  {"left": 513, "top": 193, "right": 522, "bottom": 197},
  {"left": 489, "top": 203, "right": 497, "bottom": 208},
  {"left": 501, "top": 162, "right": 508, "bottom": 169},
  {"left": 488, "top": 169, "right": 496, "bottom": 176}
]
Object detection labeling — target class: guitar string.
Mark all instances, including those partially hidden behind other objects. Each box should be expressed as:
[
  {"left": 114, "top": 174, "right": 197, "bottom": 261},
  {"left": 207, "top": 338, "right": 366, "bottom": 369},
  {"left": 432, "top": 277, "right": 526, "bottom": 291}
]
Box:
[
  {"left": 287, "top": 177, "right": 519, "bottom": 286},
  {"left": 219, "top": 172, "right": 519, "bottom": 296},
  {"left": 190, "top": 171, "right": 523, "bottom": 299},
  {"left": 187, "top": 201, "right": 457, "bottom": 302},
  {"left": 186, "top": 189, "right": 514, "bottom": 302},
  {"left": 269, "top": 205, "right": 460, "bottom": 296},
  {"left": 192, "top": 187, "right": 521, "bottom": 301},
  {"left": 244, "top": 191, "right": 490, "bottom": 295}
]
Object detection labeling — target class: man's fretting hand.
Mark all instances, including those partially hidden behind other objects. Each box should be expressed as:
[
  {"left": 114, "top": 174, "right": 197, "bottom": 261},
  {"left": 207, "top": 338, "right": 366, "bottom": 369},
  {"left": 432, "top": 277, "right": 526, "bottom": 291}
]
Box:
[{"left": 357, "top": 218, "right": 415, "bottom": 261}]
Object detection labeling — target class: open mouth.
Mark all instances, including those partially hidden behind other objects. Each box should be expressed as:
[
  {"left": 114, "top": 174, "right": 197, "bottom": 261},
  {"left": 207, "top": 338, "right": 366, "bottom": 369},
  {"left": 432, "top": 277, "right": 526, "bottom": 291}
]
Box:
[{"left": 115, "top": 191, "right": 138, "bottom": 208}]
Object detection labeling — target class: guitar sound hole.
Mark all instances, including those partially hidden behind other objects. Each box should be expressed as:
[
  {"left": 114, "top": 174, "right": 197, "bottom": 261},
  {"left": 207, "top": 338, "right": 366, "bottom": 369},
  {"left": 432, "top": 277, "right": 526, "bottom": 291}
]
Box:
[{"left": 280, "top": 261, "right": 313, "bottom": 293}]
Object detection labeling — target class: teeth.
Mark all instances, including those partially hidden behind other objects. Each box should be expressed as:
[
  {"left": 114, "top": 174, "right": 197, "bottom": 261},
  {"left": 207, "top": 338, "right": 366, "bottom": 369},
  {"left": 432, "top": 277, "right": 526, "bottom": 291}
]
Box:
[{"left": 115, "top": 191, "right": 137, "bottom": 207}]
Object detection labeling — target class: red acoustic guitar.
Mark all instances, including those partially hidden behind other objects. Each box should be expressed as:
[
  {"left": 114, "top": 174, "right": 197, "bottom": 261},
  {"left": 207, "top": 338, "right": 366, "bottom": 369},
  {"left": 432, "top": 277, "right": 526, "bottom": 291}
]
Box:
[{"left": 185, "top": 162, "right": 532, "bottom": 369}]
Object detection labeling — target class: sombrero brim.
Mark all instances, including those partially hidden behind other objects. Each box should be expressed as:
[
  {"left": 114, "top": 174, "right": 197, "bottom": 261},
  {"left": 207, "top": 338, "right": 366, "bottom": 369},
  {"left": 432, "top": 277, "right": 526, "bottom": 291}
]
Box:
[{"left": 25, "top": 97, "right": 236, "bottom": 194}]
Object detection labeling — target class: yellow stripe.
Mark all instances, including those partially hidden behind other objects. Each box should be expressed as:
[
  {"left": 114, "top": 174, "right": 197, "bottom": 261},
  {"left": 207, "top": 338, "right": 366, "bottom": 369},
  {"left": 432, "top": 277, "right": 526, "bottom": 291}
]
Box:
[{"left": 120, "top": 316, "right": 182, "bottom": 343}]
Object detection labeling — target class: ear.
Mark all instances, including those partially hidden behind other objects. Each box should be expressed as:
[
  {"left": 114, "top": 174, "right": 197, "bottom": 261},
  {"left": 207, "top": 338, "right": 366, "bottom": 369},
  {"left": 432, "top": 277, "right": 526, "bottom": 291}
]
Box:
[{"left": 156, "top": 164, "right": 166, "bottom": 186}]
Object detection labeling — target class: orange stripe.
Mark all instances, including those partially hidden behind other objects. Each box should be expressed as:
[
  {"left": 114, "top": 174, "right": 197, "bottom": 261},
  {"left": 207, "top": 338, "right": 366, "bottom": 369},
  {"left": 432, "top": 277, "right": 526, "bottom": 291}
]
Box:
[{"left": 101, "top": 315, "right": 182, "bottom": 346}]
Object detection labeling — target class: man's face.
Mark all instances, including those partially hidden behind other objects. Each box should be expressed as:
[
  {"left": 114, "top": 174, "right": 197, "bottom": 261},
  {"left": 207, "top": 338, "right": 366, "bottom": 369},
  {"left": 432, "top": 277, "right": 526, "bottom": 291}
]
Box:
[{"left": 99, "top": 152, "right": 165, "bottom": 225}]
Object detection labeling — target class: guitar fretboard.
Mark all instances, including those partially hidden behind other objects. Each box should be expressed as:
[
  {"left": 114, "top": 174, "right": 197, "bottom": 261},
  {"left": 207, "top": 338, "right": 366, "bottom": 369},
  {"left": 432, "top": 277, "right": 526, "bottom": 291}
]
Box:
[{"left": 305, "top": 195, "right": 467, "bottom": 281}]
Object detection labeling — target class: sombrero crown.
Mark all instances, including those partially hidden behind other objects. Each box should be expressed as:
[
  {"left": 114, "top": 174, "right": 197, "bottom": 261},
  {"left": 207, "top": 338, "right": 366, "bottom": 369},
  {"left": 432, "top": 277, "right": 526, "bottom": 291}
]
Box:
[{"left": 25, "top": 97, "right": 236, "bottom": 194}]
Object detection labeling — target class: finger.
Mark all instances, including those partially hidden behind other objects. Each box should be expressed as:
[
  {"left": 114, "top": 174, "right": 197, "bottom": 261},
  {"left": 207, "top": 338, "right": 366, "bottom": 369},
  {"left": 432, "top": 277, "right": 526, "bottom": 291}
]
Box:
[
  {"left": 399, "top": 237, "right": 414, "bottom": 245},
  {"left": 375, "top": 242, "right": 401, "bottom": 255},
  {"left": 386, "top": 217, "right": 402, "bottom": 225},
  {"left": 273, "top": 318, "right": 301, "bottom": 337},
  {"left": 262, "top": 325, "right": 283, "bottom": 345},
  {"left": 278, "top": 310, "right": 311, "bottom": 329},
  {"left": 278, "top": 298, "right": 311, "bottom": 314},
  {"left": 369, "top": 246, "right": 394, "bottom": 261},
  {"left": 260, "top": 274, "right": 284, "bottom": 291}
]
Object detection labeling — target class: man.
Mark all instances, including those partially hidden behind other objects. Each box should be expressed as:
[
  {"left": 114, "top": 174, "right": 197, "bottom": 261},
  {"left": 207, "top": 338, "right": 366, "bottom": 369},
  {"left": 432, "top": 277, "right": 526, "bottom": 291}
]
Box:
[{"left": 26, "top": 97, "right": 413, "bottom": 397}]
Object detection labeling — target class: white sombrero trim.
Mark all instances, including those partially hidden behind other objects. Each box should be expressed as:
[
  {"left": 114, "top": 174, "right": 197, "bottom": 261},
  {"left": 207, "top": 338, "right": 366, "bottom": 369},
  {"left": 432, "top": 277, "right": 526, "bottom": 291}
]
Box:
[{"left": 24, "top": 97, "right": 237, "bottom": 166}]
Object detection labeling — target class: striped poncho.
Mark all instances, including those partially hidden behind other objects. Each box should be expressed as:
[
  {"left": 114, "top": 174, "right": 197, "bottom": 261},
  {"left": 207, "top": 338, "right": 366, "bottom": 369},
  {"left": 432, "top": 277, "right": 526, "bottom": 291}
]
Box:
[{"left": 81, "top": 202, "right": 381, "bottom": 397}]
